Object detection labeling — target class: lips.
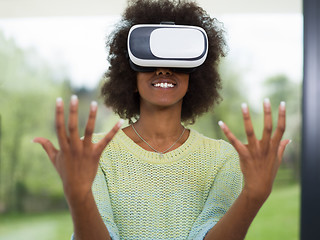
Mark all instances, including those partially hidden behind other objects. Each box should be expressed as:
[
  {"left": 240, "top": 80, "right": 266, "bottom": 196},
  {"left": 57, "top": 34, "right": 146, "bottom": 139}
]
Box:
[
  {"left": 151, "top": 77, "right": 177, "bottom": 89},
  {"left": 153, "top": 82, "right": 175, "bottom": 88}
]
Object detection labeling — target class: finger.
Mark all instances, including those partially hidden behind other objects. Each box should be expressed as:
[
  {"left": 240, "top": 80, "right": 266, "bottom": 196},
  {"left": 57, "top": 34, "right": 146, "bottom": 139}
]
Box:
[
  {"left": 33, "top": 137, "right": 59, "bottom": 165},
  {"left": 241, "top": 103, "right": 257, "bottom": 146},
  {"left": 55, "top": 98, "right": 69, "bottom": 151},
  {"left": 272, "top": 102, "right": 286, "bottom": 146},
  {"left": 277, "top": 139, "right": 291, "bottom": 163},
  {"left": 83, "top": 101, "right": 98, "bottom": 147},
  {"left": 261, "top": 98, "right": 273, "bottom": 153},
  {"left": 94, "top": 119, "right": 124, "bottom": 157},
  {"left": 68, "top": 95, "right": 81, "bottom": 148},
  {"left": 218, "top": 121, "right": 248, "bottom": 156}
]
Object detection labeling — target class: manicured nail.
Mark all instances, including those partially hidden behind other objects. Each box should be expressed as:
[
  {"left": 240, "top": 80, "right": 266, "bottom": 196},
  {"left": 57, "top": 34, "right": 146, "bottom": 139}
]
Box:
[
  {"left": 56, "top": 97, "right": 63, "bottom": 106},
  {"left": 264, "top": 98, "right": 270, "bottom": 106},
  {"left": 117, "top": 119, "right": 125, "bottom": 128},
  {"left": 71, "top": 95, "right": 78, "bottom": 105},
  {"left": 90, "top": 101, "right": 98, "bottom": 111},
  {"left": 280, "top": 101, "right": 286, "bottom": 110},
  {"left": 218, "top": 120, "right": 225, "bottom": 129},
  {"left": 241, "top": 103, "right": 248, "bottom": 113}
]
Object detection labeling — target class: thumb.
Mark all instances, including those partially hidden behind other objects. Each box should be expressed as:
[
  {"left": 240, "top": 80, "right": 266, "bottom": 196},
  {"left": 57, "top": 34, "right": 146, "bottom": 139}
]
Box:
[
  {"left": 277, "top": 139, "right": 291, "bottom": 163},
  {"left": 94, "top": 120, "right": 124, "bottom": 158},
  {"left": 33, "top": 137, "right": 59, "bottom": 165}
]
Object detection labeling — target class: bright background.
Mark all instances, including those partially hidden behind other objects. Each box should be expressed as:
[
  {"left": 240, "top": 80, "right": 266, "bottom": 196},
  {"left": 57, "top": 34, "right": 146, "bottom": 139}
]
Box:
[{"left": 0, "top": 14, "right": 302, "bottom": 92}]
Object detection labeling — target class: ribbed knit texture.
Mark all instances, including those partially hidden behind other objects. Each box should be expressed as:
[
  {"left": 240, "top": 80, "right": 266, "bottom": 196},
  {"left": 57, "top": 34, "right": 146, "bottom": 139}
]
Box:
[{"left": 86, "top": 129, "right": 242, "bottom": 240}]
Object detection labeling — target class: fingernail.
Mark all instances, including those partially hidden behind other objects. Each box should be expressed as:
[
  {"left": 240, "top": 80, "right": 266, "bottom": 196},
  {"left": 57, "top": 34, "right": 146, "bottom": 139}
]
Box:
[
  {"left": 218, "top": 120, "right": 225, "bottom": 129},
  {"left": 90, "top": 101, "right": 98, "bottom": 111},
  {"left": 241, "top": 103, "right": 248, "bottom": 113},
  {"left": 264, "top": 98, "right": 270, "bottom": 106},
  {"left": 117, "top": 119, "right": 125, "bottom": 128},
  {"left": 71, "top": 95, "right": 78, "bottom": 105},
  {"left": 288, "top": 139, "right": 292, "bottom": 144},
  {"left": 280, "top": 101, "right": 286, "bottom": 110},
  {"left": 56, "top": 97, "right": 63, "bottom": 106}
]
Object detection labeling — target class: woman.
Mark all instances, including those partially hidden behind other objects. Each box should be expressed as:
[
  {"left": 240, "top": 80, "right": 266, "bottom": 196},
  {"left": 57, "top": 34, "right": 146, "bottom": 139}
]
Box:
[{"left": 34, "top": 0, "right": 290, "bottom": 239}]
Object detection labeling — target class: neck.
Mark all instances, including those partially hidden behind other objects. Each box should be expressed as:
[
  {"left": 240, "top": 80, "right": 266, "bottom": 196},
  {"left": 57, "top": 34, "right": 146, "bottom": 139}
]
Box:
[
  {"left": 136, "top": 103, "right": 184, "bottom": 140},
  {"left": 126, "top": 103, "right": 188, "bottom": 153}
]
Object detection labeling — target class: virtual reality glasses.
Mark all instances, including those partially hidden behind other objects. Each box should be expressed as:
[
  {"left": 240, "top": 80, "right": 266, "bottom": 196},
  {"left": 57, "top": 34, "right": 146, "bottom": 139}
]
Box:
[{"left": 127, "top": 23, "right": 208, "bottom": 73}]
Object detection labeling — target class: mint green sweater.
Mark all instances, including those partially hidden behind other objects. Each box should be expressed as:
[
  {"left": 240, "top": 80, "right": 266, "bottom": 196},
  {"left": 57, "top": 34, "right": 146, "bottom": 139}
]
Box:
[{"left": 88, "top": 129, "right": 242, "bottom": 240}]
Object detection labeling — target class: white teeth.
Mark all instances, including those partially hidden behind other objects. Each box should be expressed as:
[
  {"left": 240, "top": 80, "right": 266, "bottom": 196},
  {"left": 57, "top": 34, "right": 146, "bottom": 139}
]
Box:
[{"left": 154, "top": 83, "right": 175, "bottom": 88}]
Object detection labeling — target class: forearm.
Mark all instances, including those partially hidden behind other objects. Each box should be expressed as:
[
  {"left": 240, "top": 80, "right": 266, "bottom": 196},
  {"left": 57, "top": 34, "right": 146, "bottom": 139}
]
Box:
[
  {"left": 204, "top": 188, "right": 267, "bottom": 240},
  {"left": 67, "top": 189, "right": 111, "bottom": 240}
]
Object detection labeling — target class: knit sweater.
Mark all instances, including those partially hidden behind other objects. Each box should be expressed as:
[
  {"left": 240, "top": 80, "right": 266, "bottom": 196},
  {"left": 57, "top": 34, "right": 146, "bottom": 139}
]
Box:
[{"left": 82, "top": 129, "right": 242, "bottom": 240}]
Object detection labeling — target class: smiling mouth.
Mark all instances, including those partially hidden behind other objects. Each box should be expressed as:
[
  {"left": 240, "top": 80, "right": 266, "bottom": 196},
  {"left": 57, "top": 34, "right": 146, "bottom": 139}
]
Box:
[{"left": 152, "top": 82, "right": 176, "bottom": 88}]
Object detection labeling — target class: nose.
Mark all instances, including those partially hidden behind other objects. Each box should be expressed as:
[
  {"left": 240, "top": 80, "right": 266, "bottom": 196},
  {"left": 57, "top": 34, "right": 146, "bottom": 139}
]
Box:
[{"left": 156, "top": 68, "right": 173, "bottom": 76}]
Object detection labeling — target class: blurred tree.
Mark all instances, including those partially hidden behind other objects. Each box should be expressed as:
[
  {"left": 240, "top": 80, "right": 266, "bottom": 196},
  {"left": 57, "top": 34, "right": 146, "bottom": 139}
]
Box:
[
  {"left": 0, "top": 30, "right": 114, "bottom": 213},
  {"left": 0, "top": 31, "right": 73, "bottom": 212},
  {"left": 192, "top": 59, "right": 250, "bottom": 142},
  {"left": 263, "top": 74, "right": 301, "bottom": 183}
]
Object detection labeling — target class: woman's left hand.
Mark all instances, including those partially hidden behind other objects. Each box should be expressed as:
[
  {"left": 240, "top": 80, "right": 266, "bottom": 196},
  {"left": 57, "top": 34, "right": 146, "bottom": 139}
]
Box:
[{"left": 219, "top": 99, "right": 290, "bottom": 203}]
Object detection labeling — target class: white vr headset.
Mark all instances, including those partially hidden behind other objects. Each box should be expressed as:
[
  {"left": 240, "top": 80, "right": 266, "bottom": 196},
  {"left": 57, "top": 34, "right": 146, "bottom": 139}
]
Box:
[{"left": 127, "top": 23, "right": 208, "bottom": 73}]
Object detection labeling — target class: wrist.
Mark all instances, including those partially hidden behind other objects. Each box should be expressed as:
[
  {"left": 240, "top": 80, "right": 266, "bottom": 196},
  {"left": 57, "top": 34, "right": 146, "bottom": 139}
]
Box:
[
  {"left": 63, "top": 183, "right": 93, "bottom": 206},
  {"left": 241, "top": 185, "right": 270, "bottom": 206}
]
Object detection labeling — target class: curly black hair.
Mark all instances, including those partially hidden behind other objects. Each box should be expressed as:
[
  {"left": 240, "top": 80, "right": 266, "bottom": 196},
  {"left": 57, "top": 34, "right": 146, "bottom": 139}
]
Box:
[{"left": 101, "top": 0, "right": 227, "bottom": 124}]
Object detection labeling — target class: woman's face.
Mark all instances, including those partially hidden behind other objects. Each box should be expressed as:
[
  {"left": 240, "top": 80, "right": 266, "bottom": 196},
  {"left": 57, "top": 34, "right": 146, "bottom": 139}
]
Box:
[{"left": 136, "top": 68, "right": 189, "bottom": 110}]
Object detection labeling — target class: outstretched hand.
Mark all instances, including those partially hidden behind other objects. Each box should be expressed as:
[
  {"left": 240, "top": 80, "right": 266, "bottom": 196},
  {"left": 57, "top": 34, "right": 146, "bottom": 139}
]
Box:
[
  {"left": 34, "top": 95, "right": 123, "bottom": 202},
  {"left": 218, "top": 99, "right": 290, "bottom": 202}
]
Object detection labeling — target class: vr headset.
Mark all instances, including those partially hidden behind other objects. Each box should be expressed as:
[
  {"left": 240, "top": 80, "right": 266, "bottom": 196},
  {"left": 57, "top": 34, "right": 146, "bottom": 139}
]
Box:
[{"left": 127, "top": 23, "right": 208, "bottom": 73}]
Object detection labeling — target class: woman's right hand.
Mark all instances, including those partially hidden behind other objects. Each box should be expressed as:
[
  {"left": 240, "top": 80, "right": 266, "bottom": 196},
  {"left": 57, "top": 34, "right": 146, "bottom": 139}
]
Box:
[{"left": 33, "top": 95, "right": 123, "bottom": 203}]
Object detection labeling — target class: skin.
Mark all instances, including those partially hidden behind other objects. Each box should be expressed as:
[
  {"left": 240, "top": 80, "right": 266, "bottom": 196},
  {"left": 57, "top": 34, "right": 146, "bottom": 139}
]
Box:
[
  {"left": 124, "top": 68, "right": 190, "bottom": 152},
  {"left": 34, "top": 97, "right": 120, "bottom": 240},
  {"left": 34, "top": 68, "right": 289, "bottom": 240},
  {"left": 204, "top": 100, "right": 290, "bottom": 239}
]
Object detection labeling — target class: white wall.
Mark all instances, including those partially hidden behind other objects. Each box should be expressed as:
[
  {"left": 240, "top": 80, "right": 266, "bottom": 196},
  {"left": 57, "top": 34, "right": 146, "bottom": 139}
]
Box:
[{"left": 0, "top": 0, "right": 301, "bottom": 18}]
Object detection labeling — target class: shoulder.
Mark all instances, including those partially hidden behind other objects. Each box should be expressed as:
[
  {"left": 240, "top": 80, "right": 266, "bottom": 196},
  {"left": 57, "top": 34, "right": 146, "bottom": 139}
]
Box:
[
  {"left": 190, "top": 129, "right": 236, "bottom": 152},
  {"left": 91, "top": 130, "right": 123, "bottom": 143},
  {"left": 190, "top": 129, "right": 239, "bottom": 165},
  {"left": 91, "top": 131, "right": 124, "bottom": 153}
]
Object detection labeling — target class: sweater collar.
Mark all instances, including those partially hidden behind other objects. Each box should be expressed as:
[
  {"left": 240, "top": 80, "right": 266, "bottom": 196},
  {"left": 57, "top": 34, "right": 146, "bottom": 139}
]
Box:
[{"left": 116, "top": 128, "right": 200, "bottom": 164}]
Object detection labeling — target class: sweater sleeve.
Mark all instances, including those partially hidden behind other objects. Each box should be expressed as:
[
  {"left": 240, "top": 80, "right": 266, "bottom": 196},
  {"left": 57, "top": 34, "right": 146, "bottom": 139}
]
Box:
[
  {"left": 187, "top": 141, "right": 243, "bottom": 240},
  {"left": 91, "top": 166, "right": 120, "bottom": 240}
]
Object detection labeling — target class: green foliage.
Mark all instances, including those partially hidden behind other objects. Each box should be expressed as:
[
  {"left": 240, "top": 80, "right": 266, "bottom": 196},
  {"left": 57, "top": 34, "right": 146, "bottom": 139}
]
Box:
[
  {"left": 263, "top": 74, "right": 302, "bottom": 182},
  {"left": 246, "top": 184, "right": 300, "bottom": 240},
  {"left": 0, "top": 30, "right": 115, "bottom": 213},
  {"left": 0, "top": 31, "right": 72, "bottom": 212},
  {"left": 192, "top": 59, "right": 250, "bottom": 141},
  {"left": 0, "top": 211, "right": 73, "bottom": 240}
]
